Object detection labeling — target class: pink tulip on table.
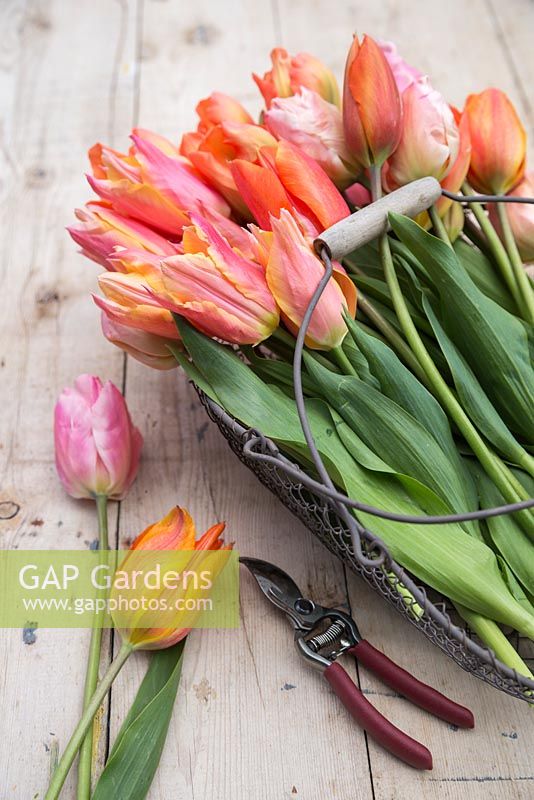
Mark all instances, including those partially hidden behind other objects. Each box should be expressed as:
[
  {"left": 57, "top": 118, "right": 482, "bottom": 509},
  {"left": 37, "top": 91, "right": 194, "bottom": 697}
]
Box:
[
  {"left": 54, "top": 374, "right": 143, "bottom": 500},
  {"left": 87, "top": 129, "right": 231, "bottom": 236},
  {"left": 254, "top": 48, "right": 340, "bottom": 108},
  {"left": 67, "top": 201, "right": 178, "bottom": 269},
  {"left": 264, "top": 87, "right": 358, "bottom": 188}
]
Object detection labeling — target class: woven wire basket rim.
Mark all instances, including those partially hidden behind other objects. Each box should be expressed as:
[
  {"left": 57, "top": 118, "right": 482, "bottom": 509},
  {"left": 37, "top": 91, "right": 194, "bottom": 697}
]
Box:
[{"left": 196, "top": 386, "right": 534, "bottom": 703}]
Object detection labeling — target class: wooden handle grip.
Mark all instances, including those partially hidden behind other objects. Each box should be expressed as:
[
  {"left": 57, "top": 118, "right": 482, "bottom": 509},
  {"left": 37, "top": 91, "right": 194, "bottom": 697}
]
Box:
[{"left": 314, "top": 177, "right": 442, "bottom": 260}]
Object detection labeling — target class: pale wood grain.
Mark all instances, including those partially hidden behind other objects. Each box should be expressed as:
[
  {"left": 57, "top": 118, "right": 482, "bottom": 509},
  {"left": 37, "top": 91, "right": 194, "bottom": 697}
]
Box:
[
  {"left": 0, "top": 1, "right": 138, "bottom": 796},
  {"left": 1, "top": 1, "right": 534, "bottom": 799}
]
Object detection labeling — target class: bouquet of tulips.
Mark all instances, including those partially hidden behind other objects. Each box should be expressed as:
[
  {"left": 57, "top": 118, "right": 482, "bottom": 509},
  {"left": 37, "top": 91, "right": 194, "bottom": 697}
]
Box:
[{"left": 69, "top": 34, "right": 534, "bottom": 689}]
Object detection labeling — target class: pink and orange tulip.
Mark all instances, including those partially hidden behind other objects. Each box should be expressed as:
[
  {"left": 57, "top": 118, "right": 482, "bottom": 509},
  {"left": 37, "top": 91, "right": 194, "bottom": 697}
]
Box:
[
  {"left": 464, "top": 89, "right": 526, "bottom": 195},
  {"left": 231, "top": 139, "right": 350, "bottom": 235},
  {"left": 87, "top": 129, "right": 230, "bottom": 236},
  {"left": 343, "top": 35, "right": 402, "bottom": 169},
  {"left": 489, "top": 171, "right": 534, "bottom": 262},
  {"left": 256, "top": 210, "right": 356, "bottom": 350},
  {"left": 54, "top": 374, "right": 142, "bottom": 500},
  {"left": 195, "top": 92, "right": 253, "bottom": 133},
  {"left": 158, "top": 213, "right": 279, "bottom": 345},
  {"left": 102, "top": 315, "right": 178, "bottom": 371},
  {"left": 113, "top": 506, "right": 231, "bottom": 650},
  {"left": 254, "top": 48, "right": 340, "bottom": 108},
  {"left": 383, "top": 77, "right": 459, "bottom": 190},
  {"left": 68, "top": 202, "right": 178, "bottom": 269},
  {"left": 181, "top": 121, "right": 276, "bottom": 216},
  {"left": 264, "top": 87, "right": 358, "bottom": 188}
]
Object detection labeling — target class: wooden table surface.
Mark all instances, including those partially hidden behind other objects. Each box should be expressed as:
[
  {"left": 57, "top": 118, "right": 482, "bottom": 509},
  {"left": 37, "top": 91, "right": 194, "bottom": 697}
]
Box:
[{"left": 1, "top": 1, "right": 534, "bottom": 798}]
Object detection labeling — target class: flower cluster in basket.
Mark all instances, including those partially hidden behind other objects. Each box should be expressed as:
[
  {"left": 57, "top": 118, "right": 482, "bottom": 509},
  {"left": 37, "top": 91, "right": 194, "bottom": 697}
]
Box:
[{"left": 66, "top": 32, "right": 534, "bottom": 772}]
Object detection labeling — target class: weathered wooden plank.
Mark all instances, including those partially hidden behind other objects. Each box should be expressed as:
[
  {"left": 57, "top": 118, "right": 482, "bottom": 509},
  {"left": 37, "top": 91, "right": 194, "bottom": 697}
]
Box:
[
  {"left": 108, "top": 1, "right": 373, "bottom": 798},
  {"left": 0, "top": 1, "right": 139, "bottom": 796}
]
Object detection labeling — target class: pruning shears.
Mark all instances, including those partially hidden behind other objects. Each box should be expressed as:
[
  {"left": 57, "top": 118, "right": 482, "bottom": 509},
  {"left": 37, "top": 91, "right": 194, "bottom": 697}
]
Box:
[{"left": 240, "top": 557, "right": 474, "bottom": 770}]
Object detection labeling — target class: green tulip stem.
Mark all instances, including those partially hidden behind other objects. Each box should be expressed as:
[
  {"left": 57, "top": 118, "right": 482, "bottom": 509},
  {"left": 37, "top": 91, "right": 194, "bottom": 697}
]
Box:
[
  {"left": 369, "top": 167, "right": 533, "bottom": 528},
  {"left": 331, "top": 345, "right": 357, "bottom": 376},
  {"left": 496, "top": 203, "right": 534, "bottom": 324},
  {"left": 76, "top": 494, "right": 109, "bottom": 800},
  {"left": 45, "top": 642, "right": 133, "bottom": 800},
  {"left": 428, "top": 205, "right": 452, "bottom": 248},
  {"left": 462, "top": 182, "right": 526, "bottom": 317}
]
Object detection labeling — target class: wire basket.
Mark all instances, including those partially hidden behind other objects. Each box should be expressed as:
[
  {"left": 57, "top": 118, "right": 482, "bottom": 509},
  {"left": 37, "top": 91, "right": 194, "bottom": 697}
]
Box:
[{"left": 197, "top": 387, "right": 534, "bottom": 703}]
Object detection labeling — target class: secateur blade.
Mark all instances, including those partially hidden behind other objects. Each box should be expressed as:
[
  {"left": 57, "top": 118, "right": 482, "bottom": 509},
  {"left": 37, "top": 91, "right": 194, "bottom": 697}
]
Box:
[{"left": 239, "top": 557, "right": 326, "bottom": 629}]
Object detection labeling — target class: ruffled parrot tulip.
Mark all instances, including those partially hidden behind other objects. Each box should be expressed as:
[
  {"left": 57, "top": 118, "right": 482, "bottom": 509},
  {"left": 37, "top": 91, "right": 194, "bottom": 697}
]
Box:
[
  {"left": 489, "top": 172, "right": 534, "bottom": 262},
  {"left": 102, "top": 314, "right": 178, "bottom": 370},
  {"left": 379, "top": 40, "right": 422, "bottom": 94},
  {"left": 231, "top": 139, "right": 350, "bottom": 235},
  {"left": 464, "top": 89, "right": 526, "bottom": 194},
  {"left": 261, "top": 210, "right": 356, "bottom": 350},
  {"left": 343, "top": 35, "right": 402, "bottom": 169},
  {"left": 264, "top": 88, "right": 358, "bottom": 188},
  {"left": 112, "top": 506, "right": 232, "bottom": 650},
  {"left": 158, "top": 213, "right": 279, "bottom": 345},
  {"left": 54, "top": 374, "right": 142, "bottom": 500},
  {"left": 87, "top": 129, "right": 230, "bottom": 235},
  {"left": 384, "top": 77, "right": 459, "bottom": 190},
  {"left": 254, "top": 48, "right": 340, "bottom": 108},
  {"left": 68, "top": 202, "right": 178, "bottom": 269}
]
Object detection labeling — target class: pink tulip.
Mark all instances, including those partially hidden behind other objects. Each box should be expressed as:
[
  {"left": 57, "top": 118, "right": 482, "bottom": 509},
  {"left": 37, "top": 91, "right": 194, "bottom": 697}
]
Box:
[
  {"left": 87, "top": 129, "right": 230, "bottom": 236},
  {"left": 345, "top": 182, "right": 372, "bottom": 208},
  {"left": 67, "top": 202, "right": 178, "bottom": 269},
  {"left": 489, "top": 172, "right": 534, "bottom": 262},
  {"left": 101, "top": 315, "right": 178, "bottom": 371},
  {"left": 261, "top": 210, "right": 356, "bottom": 350},
  {"left": 158, "top": 213, "right": 279, "bottom": 345},
  {"left": 54, "top": 375, "right": 143, "bottom": 500},
  {"left": 264, "top": 88, "right": 358, "bottom": 188},
  {"left": 384, "top": 77, "right": 460, "bottom": 190},
  {"left": 378, "top": 40, "right": 422, "bottom": 94}
]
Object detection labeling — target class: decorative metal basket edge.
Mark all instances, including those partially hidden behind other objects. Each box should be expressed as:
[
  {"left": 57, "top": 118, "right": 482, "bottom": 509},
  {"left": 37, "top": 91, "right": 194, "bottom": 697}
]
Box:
[{"left": 196, "top": 386, "right": 534, "bottom": 703}]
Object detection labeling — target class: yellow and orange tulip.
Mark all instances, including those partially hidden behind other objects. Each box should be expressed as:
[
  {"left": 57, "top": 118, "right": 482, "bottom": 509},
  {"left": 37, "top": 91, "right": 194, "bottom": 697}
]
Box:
[
  {"left": 254, "top": 48, "right": 340, "bottom": 108},
  {"left": 343, "top": 35, "right": 402, "bottom": 169},
  {"left": 464, "top": 89, "right": 526, "bottom": 195},
  {"left": 113, "top": 506, "right": 231, "bottom": 650}
]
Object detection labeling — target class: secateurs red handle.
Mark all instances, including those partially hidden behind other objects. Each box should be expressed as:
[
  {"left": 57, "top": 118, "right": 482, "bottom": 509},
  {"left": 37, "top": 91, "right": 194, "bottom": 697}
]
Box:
[
  {"left": 349, "top": 640, "right": 474, "bottom": 729},
  {"left": 324, "top": 661, "right": 433, "bottom": 770}
]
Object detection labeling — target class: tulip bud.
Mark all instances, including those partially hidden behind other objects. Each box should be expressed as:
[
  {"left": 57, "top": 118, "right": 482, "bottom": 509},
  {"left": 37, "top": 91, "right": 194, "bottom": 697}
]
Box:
[
  {"left": 54, "top": 375, "right": 142, "bottom": 500},
  {"left": 262, "top": 210, "right": 356, "bottom": 350},
  {"left": 195, "top": 92, "right": 253, "bottom": 133},
  {"left": 67, "top": 202, "right": 178, "bottom": 269},
  {"left": 489, "top": 172, "right": 534, "bottom": 262},
  {"left": 112, "top": 506, "right": 232, "bottom": 650},
  {"left": 343, "top": 35, "right": 402, "bottom": 169},
  {"left": 254, "top": 48, "right": 340, "bottom": 108},
  {"left": 384, "top": 77, "right": 459, "bottom": 190},
  {"left": 101, "top": 315, "right": 179, "bottom": 370},
  {"left": 264, "top": 88, "right": 358, "bottom": 188},
  {"left": 464, "top": 89, "right": 526, "bottom": 194}
]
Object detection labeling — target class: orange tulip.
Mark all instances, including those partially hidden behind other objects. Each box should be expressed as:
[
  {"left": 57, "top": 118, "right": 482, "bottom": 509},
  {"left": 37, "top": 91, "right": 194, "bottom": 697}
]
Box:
[
  {"left": 87, "top": 129, "right": 230, "bottom": 235},
  {"left": 231, "top": 139, "right": 350, "bottom": 235},
  {"left": 112, "top": 506, "right": 232, "bottom": 650},
  {"left": 181, "top": 122, "right": 276, "bottom": 216},
  {"left": 464, "top": 89, "right": 526, "bottom": 194},
  {"left": 343, "top": 35, "right": 402, "bottom": 169},
  {"left": 158, "top": 213, "right": 279, "bottom": 345},
  {"left": 264, "top": 87, "right": 358, "bottom": 188},
  {"left": 254, "top": 48, "right": 340, "bottom": 108},
  {"left": 195, "top": 92, "right": 253, "bottom": 133},
  {"left": 255, "top": 210, "right": 356, "bottom": 350},
  {"left": 101, "top": 314, "right": 179, "bottom": 370},
  {"left": 68, "top": 201, "right": 178, "bottom": 269},
  {"left": 435, "top": 107, "right": 472, "bottom": 215}
]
